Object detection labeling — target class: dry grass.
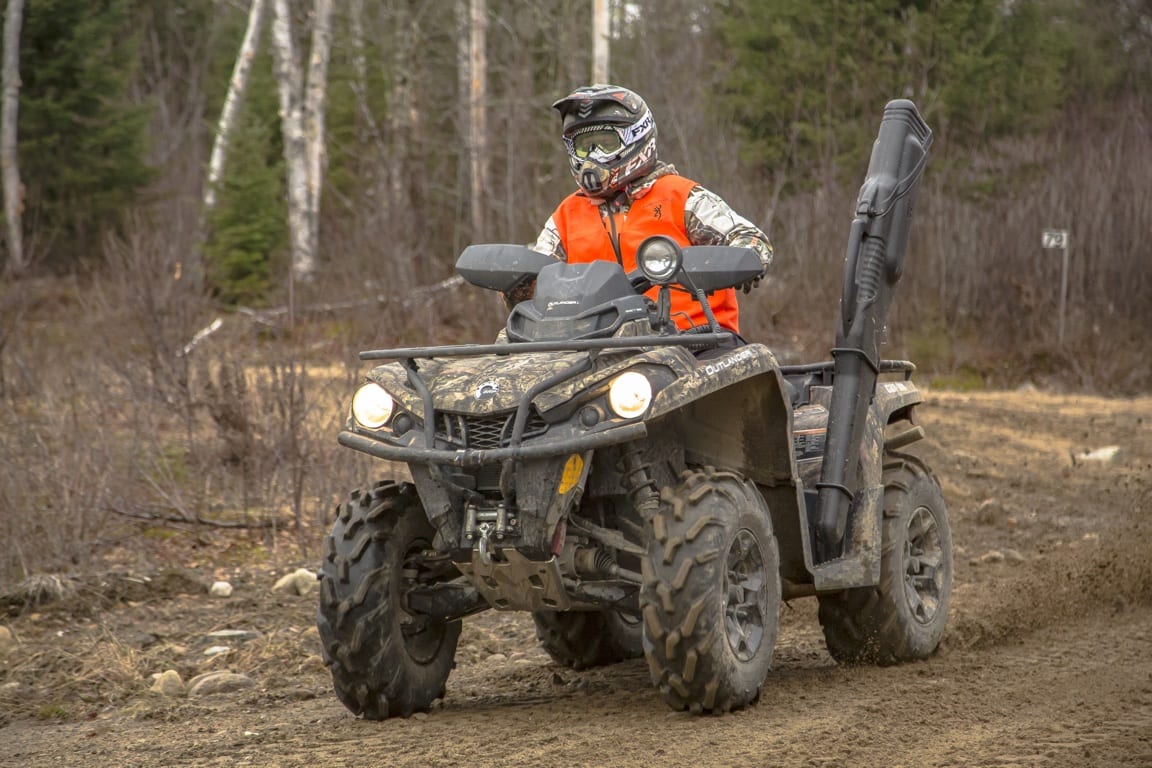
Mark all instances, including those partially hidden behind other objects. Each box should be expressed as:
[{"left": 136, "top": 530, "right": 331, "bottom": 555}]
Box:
[{"left": 1, "top": 101, "right": 1149, "bottom": 584}]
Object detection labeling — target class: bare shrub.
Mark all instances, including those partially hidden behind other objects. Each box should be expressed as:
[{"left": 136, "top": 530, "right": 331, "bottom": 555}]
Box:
[
  {"left": 0, "top": 212, "right": 349, "bottom": 578},
  {"left": 0, "top": 364, "right": 123, "bottom": 579},
  {"left": 196, "top": 351, "right": 334, "bottom": 533},
  {"left": 732, "top": 97, "right": 1151, "bottom": 393}
]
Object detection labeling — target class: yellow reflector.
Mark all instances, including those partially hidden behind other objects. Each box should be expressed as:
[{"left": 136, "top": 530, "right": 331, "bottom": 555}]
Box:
[{"left": 558, "top": 454, "right": 584, "bottom": 495}]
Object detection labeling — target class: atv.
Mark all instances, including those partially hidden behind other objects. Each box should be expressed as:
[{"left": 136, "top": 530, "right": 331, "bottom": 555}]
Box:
[{"left": 317, "top": 99, "right": 951, "bottom": 718}]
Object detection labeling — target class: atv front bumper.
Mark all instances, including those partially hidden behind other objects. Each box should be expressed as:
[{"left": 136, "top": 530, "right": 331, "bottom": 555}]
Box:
[{"left": 338, "top": 421, "right": 647, "bottom": 468}]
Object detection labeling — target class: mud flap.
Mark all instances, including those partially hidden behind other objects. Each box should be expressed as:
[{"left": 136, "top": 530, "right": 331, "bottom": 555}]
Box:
[{"left": 809, "top": 484, "right": 884, "bottom": 591}]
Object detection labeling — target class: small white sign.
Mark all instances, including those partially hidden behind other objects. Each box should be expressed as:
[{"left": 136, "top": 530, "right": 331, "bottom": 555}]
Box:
[{"left": 1042, "top": 229, "right": 1068, "bottom": 249}]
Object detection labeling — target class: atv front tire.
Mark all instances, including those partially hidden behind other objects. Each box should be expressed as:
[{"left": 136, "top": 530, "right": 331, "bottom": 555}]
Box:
[
  {"left": 641, "top": 468, "right": 781, "bottom": 713},
  {"left": 317, "top": 481, "right": 461, "bottom": 719},
  {"left": 817, "top": 453, "right": 952, "bottom": 665},
  {"left": 532, "top": 608, "right": 643, "bottom": 670}
]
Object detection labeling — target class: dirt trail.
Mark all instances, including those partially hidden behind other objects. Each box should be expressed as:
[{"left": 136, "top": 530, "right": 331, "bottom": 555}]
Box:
[{"left": 4, "top": 390, "right": 1152, "bottom": 767}]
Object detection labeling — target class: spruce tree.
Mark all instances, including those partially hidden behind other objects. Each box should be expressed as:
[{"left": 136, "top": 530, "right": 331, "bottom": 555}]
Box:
[
  {"left": 715, "top": 0, "right": 1115, "bottom": 179},
  {"left": 16, "top": 0, "right": 151, "bottom": 269},
  {"left": 203, "top": 39, "right": 286, "bottom": 307}
]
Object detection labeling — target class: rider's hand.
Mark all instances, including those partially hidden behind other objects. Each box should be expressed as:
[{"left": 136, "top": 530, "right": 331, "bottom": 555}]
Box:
[
  {"left": 726, "top": 234, "right": 770, "bottom": 294},
  {"left": 502, "top": 277, "right": 537, "bottom": 309},
  {"left": 740, "top": 271, "right": 765, "bottom": 294}
]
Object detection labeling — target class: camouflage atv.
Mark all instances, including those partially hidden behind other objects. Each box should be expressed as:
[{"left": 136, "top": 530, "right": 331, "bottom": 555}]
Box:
[{"left": 317, "top": 100, "right": 951, "bottom": 718}]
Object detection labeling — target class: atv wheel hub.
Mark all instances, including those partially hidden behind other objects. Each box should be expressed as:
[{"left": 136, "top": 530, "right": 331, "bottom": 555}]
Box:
[
  {"left": 400, "top": 540, "right": 451, "bottom": 663},
  {"left": 902, "top": 505, "right": 945, "bottom": 625},
  {"left": 723, "top": 528, "right": 768, "bottom": 661}
]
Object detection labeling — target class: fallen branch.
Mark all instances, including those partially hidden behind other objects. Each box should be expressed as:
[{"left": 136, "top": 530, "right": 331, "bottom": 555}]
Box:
[
  {"left": 239, "top": 273, "right": 466, "bottom": 320},
  {"left": 181, "top": 317, "right": 224, "bottom": 356},
  {"left": 180, "top": 273, "right": 467, "bottom": 354},
  {"left": 107, "top": 503, "right": 278, "bottom": 530}
]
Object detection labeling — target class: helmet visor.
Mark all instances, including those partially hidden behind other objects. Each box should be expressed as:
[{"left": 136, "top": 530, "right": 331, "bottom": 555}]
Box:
[{"left": 570, "top": 129, "right": 624, "bottom": 160}]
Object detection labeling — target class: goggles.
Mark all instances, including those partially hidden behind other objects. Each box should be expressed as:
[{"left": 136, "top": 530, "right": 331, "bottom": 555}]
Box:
[{"left": 568, "top": 128, "right": 624, "bottom": 160}]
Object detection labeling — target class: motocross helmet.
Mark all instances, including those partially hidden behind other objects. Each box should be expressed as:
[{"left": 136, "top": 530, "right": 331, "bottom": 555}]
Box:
[{"left": 553, "top": 84, "right": 657, "bottom": 198}]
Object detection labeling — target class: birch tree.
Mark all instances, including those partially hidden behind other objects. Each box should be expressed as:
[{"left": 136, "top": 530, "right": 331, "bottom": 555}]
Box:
[
  {"left": 2, "top": 0, "right": 25, "bottom": 276},
  {"left": 304, "top": 0, "right": 332, "bottom": 231},
  {"left": 347, "top": 0, "right": 385, "bottom": 153},
  {"left": 459, "top": 0, "right": 487, "bottom": 242},
  {"left": 198, "top": 0, "right": 268, "bottom": 289},
  {"left": 204, "top": 0, "right": 267, "bottom": 215},
  {"left": 592, "top": 0, "right": 609, "bottom": 83},
  {"left": 269, "top": 0, "right": 332, "bottom": 284}
]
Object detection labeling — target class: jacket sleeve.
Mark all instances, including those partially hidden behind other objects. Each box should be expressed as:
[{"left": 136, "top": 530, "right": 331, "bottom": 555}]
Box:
[
  {"left": 505, "top": 215, "right": 565, "bottom": 308},
  {"left": 530, "top": 215, "right": 567, "bottom": 262},
  {"left": 683, "top": 186, "right": 774, "bottom": 273}
]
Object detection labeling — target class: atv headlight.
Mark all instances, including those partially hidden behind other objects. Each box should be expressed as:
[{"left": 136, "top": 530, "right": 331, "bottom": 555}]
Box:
[
  {"left": 351, "top": 382, "right": 394, "bottom": 429},
  {"left": 608, "top": 371, "right": 652, "bottom": 419},
  {"left": 637, "top": 235, "right": 683, "bottom": 284}
]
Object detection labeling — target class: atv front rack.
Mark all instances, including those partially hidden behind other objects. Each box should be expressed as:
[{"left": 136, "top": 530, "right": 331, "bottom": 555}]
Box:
[
  {"left": 345, "top": 332, "right": 737, "bottom": 466},
  {"left": 357, "top": 332, "right": 737, "bottom": 360}
]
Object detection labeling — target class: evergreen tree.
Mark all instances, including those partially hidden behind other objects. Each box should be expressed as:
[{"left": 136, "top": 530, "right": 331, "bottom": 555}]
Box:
[
  {"left": 715, "top": 0, "right": 1115, "bottom": 181},
  {"left": 16, "top": 0, "right": 152, "bottom": 269},
  {"left": 203, "top": 40, "right": 286, "bottom": 307}
]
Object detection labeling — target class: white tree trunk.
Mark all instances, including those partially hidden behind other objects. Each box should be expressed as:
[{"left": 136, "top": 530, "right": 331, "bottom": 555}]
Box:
[
  {"left": 348, "top": 0, "right": 384, "bottom": 152},
  {"left": 592, "top": 0, "right": 609, "bottom": 83},
  {"left": 204, "top": 0, "right": 267, "bottom": 214},
  {"left": 468, "top": 0, "right": 487, "bottom": 241},
  {"left": 303, "top": 0, "right": 332, "bottom": 230},
  {"left": 387, "top": 7, "right": 418, "bottom": 288},
  {"left": 270, "top": 0, "right": 314, "bottom": 282},
  {"left": 2, "top": 0, "right": 25, "bottom": 276}
]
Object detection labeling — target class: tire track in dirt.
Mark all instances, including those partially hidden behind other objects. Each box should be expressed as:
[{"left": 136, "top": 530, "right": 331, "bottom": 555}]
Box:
[
  {"left": 160, "top": 606, "right": 1151, "bottom": 768},
  {"left": 4, "top": 391, "right": 1151, "bottom": 767},
  {"left": 945, "top": 510, "right": 1152, "bottom": 652}
]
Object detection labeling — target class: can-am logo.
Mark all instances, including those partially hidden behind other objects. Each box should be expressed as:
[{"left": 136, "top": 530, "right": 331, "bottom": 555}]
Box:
[
  {"left": 475, "top": 381, "right": 500, "bottom": 399},
  {"left": 704, "top": 348, "right": 756, "bottom": 376}
]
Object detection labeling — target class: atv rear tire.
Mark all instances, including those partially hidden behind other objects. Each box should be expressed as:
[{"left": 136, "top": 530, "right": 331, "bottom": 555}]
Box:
[
  {"left": 817, "top": 453, "right": 952, "bottom": 665},
  {"left": 532, "top": 608, "right": 643, "bottom": 670},
  {"left": 641, "top": 468, "right": 780, "bottom": 713},
  {"left": 317, "top": 481, "right": 461, "bottom": 719}
]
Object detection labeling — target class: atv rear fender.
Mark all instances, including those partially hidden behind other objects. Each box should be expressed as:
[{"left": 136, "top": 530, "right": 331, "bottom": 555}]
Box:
[{"left": 646, "top": 353, "right": 924, "bottom": 594}]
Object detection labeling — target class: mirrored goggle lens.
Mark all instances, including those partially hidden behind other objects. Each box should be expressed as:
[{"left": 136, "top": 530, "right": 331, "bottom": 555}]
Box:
[{"left": 572, "top": 129, "right": 623, "bottom": 159}]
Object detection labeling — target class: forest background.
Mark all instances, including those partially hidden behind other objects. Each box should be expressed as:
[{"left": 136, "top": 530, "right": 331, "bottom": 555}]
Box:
[{"left": 0, "top": 0, "right": 1148, "bottom": 580}]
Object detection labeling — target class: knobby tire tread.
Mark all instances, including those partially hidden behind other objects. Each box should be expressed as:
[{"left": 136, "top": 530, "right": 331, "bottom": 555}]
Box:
[
  {"left": 317, "top": 481, "right": 460, "bottom": 719},
  {"left": 640, "top": 467, "right": 780, "bottom": 714},
  {"left": 817, "top": 453, "right": 952, "bottom": 666}
]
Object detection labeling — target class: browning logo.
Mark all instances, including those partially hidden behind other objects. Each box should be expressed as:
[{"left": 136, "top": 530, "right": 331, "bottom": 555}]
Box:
[{"left": 653, "top": 204, "right": 663, "bottom": 220}]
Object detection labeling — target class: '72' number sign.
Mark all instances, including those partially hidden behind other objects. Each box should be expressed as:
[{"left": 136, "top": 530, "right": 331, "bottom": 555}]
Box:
[{"left": 1042, "top": 229, "right": 1068, "bottom": 249}]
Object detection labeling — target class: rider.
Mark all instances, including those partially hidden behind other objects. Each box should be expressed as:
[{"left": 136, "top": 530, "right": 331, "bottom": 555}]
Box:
[{"left": 514, "top": 84, "right": 774, "bottom": 336}]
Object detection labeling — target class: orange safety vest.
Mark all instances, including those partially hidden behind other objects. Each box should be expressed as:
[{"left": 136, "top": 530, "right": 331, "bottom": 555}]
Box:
[{"left": 551, "top": 174, "right": 741, "bottom": 333}]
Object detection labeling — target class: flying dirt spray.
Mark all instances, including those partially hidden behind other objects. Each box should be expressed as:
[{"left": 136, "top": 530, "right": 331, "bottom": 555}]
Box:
[{"left": 814, "top": 99, "right": 933, "bottom": 563}]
